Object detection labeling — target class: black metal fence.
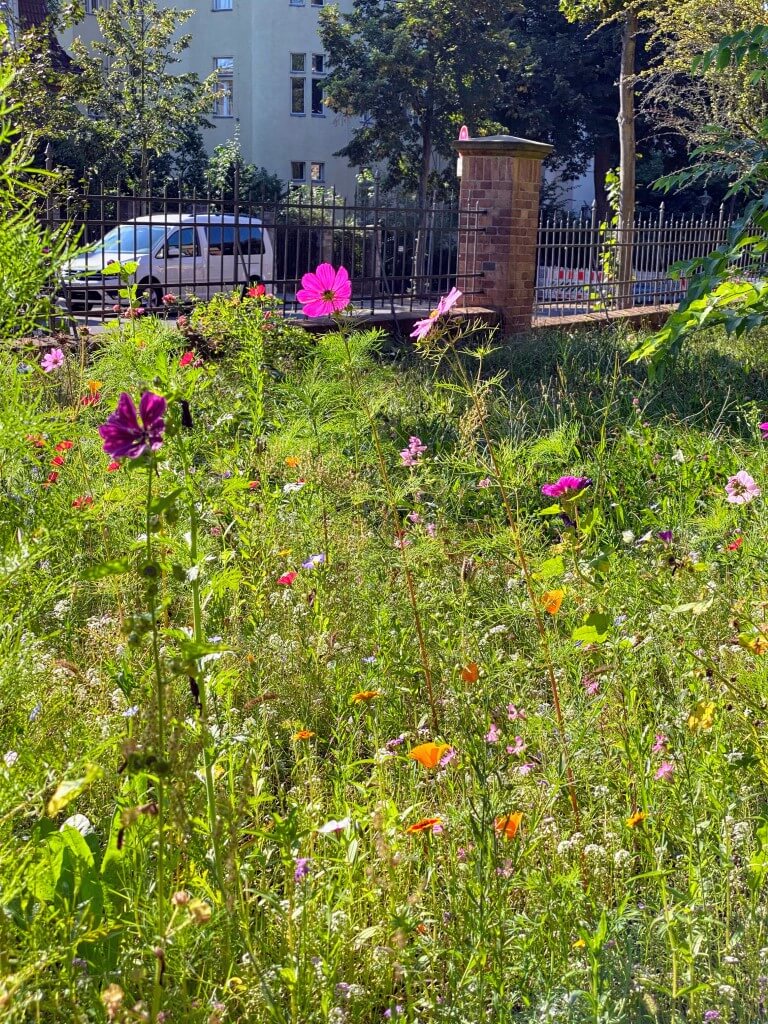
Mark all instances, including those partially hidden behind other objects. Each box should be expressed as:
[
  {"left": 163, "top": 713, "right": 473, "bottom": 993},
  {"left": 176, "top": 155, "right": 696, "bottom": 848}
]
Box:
[
  {"left": 535, "top": 203, "right": 737, "bottom": 318},
  {"left": 46, "top": 183, "right": 486, "bottom": 324}
]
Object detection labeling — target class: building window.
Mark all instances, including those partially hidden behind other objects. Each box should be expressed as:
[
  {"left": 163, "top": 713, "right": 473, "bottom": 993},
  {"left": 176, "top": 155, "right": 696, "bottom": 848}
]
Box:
[
  {"left": 291, "top": 53, "right": 305, "bottom": 73},
  {"left": 311, "top": 78, "right": 324, "bottom": 115},
  {"left": 213, "top": 57, "right": 234, "bottom": 117},
  {"left": 311, "top": 53, "right": 324, "bottom": 74},
  {"left": 85, "top": 0, "right": 104, "bottom": 11},
  {"left": 291, "top": 76, "right": 305, "bottom": 114},
  {"left": 289, "top": 0, "right": 305, "bottom": 5},
  {"left": 212, "top": 0, "right": 233, "bottom": 8},
  {"left": 310, "top": 162, "right": 325, "bottom": 182},
  {"left": 291, "top": 161, "right": 306, "bottom": 181},
  {"left": 311, "top": 0, "right": 324, "bottom": 6}
]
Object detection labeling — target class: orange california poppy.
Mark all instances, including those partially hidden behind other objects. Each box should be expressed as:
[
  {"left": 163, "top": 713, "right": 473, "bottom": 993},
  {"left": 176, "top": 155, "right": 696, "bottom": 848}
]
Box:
[
  {"left": 494, "top": 812, "right": 523, "bottom": 839},
  {"left": 408, "top": 742, "right": 452, "bottom": 769},
  {"left": 626, "top": 810, "right": 647, "bottom": 828},
  {"left": 406, "top": 817, "right": 442, "bottom": 834},
  {"left": 460, "top": 661, "right": 480, "bottom": 684},
  {"left": 351, "top": 689, "right": 381, "bottom": 703},
  {"left": 285, "top": 456, "right": 300, "bottom": 468},
  {"left": 87, "top": 379, "right": 103, "bottom": 396},
  {"left": 542, "top": 589, "right": 565, "bottom": 615},
  {"left": 293, "top": 729, "right": 315, "bottom": 741}
]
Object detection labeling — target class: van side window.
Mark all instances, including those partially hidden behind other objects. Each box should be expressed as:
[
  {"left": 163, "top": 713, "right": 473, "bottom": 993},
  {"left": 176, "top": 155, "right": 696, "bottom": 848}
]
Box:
[
  {"left": 206, "top": 225, "right": 264, "bottom": 256},
  {"left": 162, "top": 227, "right": 201, "bottom": 258}
]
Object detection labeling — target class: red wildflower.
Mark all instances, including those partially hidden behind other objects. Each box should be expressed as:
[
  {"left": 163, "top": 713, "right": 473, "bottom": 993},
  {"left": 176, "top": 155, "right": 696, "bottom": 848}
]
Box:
[
  {"left": 43, "top": 471, "right": 59, "bottom": 487},
  {"left": 727, "top": 537, "right": 744, "bottom": 551},
  {"left": 26, "top": 434, "right": 46, "bottom": 448},
  {"left": 277, "top": 571, "right": 298, "bottom": 586},
  {"left": 179, "top": 351, "right": 195, "bottom": 368},
  {"left": 55, "top": 441, "right": 73, "bottom": 452},
  {"left": 248, "top": 480, "right": 260, "bottom": 490},
  {"left": 106, "top": 461, "right": 121, "bottom": 472},
  {"left": 50, "top": 455, "right": 65, "bottom": 467},
  {"left": 72, "top": 495, "right": 94, "bottom": 509},
  {"left": 247, "top": 284, "right": 266, "bottom": 298}
]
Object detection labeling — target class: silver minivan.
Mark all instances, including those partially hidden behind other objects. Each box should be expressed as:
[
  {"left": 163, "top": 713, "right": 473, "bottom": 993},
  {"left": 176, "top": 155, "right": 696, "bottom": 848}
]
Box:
[{"left": 60, "top": 213, "right": 275, "bottom": 309}]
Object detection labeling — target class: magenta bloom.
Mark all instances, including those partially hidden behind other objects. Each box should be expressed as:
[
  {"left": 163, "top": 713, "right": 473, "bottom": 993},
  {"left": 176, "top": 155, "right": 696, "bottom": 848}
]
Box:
[
  {"left": 541, "top": 475, "right": 591, "bottom": 499},
  {"left": 400, "top": 436, "right": 428, "bottom": 467},
  {"left": 41, "top": 348, "right": 65, "bottom": 373},
  {"left": 725, "top": 470, "right": 761, "bottom": 504},
  {"left": 655, "top": 760, "right": 676, "bottom": 782},
  {"left": 760, "top": 422, "right": 768, "bottom": 434},
  {"left": 297, "top": 263, "right": 352, "bottom": 317},
  {"left": 651, "top": 733, "right": 667, "bottom": 754},
  {"left": 485, "top": 722, "right": 501, "bottom": 744},
  {"left": 658, "top": 530, "right": 673, "bottom": 545},
  {"left": 410, "top": 286, "right": 463, "bottom": 341},
  {"left": 98, "top": 392, "right": 167, "bottom": 459}
]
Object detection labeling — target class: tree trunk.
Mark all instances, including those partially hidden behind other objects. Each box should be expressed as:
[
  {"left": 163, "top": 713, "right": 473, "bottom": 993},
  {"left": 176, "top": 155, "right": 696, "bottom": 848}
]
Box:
[
  {"left": 413, "top": 106, "right": 432, "bottom": 298},
  {"left": 593, "top": 135, "right": 615, "bottom": 222},
  {"left": 617, "top": 7, "right": 637, "bottom": 309}
]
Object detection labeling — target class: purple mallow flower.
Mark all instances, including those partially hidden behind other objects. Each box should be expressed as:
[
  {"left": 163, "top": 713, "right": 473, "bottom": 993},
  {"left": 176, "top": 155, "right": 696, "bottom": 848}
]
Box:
[
  {"left": 541, "top": 475, "right": 591, "bottom": 499},
  {"left": 98, "top": 392, "right": 167, "bottom": 459},
  {"left": 658, "top": 530, "right": 673, "bottom": 545},
  {"left": 302, "top": 553, "right": 326, "bottom": 569}
]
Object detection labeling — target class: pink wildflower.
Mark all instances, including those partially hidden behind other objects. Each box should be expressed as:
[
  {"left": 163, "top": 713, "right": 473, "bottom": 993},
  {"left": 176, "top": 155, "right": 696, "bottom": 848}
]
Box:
[
  {"left": 425, "top": 522, "right": 437, "bottom": 538},
  {"left": 485, "top": 722, "right": 501, "bottom": 744},
  {"left": 507, "top": 704, "right": 527, "bottom": 721},
  {"left": 400, "top": 436, "right": 428, "bottom": 467},
  {"left": 651, "top": 733, "right": 667, "bottom": 754},
  {"left": 478, "top": 477, "right": 492, "bottom": 489},
  {"left": 725, "top": 470, "right": 761, "bottom": 504},
  {"left": 541, "top": 475, "right": 591, "bottom": 499},
  {"left": 410, "top": 287, "right": 462, "bottom": 341},
  {"left": 583, "top": 675, "right": 600, "bottom": 697},
  {"left": 655, "top": 760, "right": 676, "bottom": 782},
  {"left": 516, "top": 762, "right": 536, "bottom": 776},
  {"left": 41, "top": 348, "right": 65, "bottom": 373},
  {"left": 297, "top": 263, "right": 352, "bottom": 317},
  {"left": 506, "top": 736, "right": 526, "bottom": 756}
]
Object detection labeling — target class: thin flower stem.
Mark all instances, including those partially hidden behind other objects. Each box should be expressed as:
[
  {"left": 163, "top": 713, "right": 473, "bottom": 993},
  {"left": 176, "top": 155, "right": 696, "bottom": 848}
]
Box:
[
  {"left": 177, "top": 437, "right": 227, "bottom": 904},
  {"left": 449, "top": 350, "right": 581, "bottom": 825},
  {"left": 146, "top": 466, "right": 166, "bottom": 1024},
  {"left": 337, "top": 331, "right": 439, "bottom": 733}
]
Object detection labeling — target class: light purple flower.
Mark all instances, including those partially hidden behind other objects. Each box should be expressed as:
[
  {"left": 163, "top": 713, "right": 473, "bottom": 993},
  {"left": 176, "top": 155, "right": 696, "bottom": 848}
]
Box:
[
  {"left": 506, "top": 736, "right": 526, "bottom": 757},
  {"left": 41, "top": 348, "right": 65, "bottom": 372},
  {"left": 439, "top": 747, "right": 457, "bottom": 768},
  {"left": 485, "top": 722, "right": 501, "bottom": 744},
  {"left": 425, "top": 522, "right": 437, "bottom": 538},
  {"left": 540, "top": 475, "right": 591, "bottom": 500},
  {"left": 655, "top": 760, "right": 675, "bottom": 782},
  {"left": 410, "top": 286, "right": 462, "bottom": 341},
  {"left": 725, "top": 470, "right": 761, "bottom": 504},
  {"left": 583, "top": 675, "right": 600, "bottom": 697},
  {"left": 478, "top": 477, "right": 492, "bottom": 489},
  {"left": 651, "top": 733, "right": 667, "bottom": 754},
  {"left": 507, "top": 704, "right": 526, "bottom": 721},
  {"left": 386, "top": 734, "right": 406, "bottom": 750},
  {"left": 407, "top": 511, "right": 422, "bottom": 524},
  {"left": 302, "top": 552, "right": 326, "bottom": 569},
  {"left": 98, "top": 392, "right": 167, "bottom": 459},
  {"left": 703, "top": 1012, "right": 721, "bottom": 1022},
  {"left": 294, "top": 857, "right": 311, "bottom": 882},
  {"left": 400, "top": 436, "right": 428, "bottom": 467},
  {"left": 516, "top": 762, "right": 536, "bottom": 776},
  {"left": 384, "top": 1007, "right": 404, "bottom": 1020}
]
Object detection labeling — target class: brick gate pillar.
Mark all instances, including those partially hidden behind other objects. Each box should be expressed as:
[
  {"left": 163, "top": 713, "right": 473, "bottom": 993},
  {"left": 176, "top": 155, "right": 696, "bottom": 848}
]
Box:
[{"left": 456, "top": 135, "right": 553, "bottom": 333}]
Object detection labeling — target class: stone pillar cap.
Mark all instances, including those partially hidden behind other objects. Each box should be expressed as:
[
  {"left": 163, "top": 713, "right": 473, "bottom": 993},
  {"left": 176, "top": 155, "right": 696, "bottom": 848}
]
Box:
[{"left": 454, "top": 134, "right": 554, "bottom": 160}]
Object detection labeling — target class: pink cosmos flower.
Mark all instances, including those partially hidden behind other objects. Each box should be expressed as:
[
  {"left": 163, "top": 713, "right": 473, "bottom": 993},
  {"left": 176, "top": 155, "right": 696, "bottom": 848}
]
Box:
[
  {"left": 98, "top": 392, "right": 167, "bottom": 459},
  {"left": 655, "top": 760, "right": 676, "bottom": 782},
  {"left": 410, "top": 287, "right": 463, "bottom": 341},
  {"left": 485, "top": 722, "right": 501, "bottom": 744},
  {"left": 297, "top": 263, "right": 352, "bottom": 317},
  {"left": 541, "top": 475, "right": 591, "bottom": 499},
  {"left": 41, "top": 348, "right": 65, "bottom": 372},
  {"left": 725, "top": 470, "right": 761, "bottom": 504}
]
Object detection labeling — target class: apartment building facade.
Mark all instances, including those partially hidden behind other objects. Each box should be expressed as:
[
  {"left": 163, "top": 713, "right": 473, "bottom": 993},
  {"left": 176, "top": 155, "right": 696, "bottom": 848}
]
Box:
[{"left": 51, "top": 0, "right": 359, "bottom": 195}]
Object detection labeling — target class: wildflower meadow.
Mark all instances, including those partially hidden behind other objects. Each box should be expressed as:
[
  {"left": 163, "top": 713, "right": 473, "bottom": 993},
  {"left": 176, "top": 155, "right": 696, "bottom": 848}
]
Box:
[{"left": 4, "top": 257, "right": 768, "bottom": 1024}]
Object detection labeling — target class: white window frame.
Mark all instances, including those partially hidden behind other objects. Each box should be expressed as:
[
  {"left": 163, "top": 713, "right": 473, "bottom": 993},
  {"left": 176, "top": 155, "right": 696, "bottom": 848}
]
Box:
[
  {"left": 291, "top": 161, "right": 306, "bottom": 182},
  {"left": 213, "top": 57, "right": 234, "bottom": 117},
  {"left": 310, "top": 162, "right": 325, "bottom": 183}
]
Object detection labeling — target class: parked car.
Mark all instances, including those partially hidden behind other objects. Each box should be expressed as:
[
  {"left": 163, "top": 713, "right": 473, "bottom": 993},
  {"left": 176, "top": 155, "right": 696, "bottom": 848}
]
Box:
[{"left": 59, "top": 213, "right": 274, "bottom": 310}]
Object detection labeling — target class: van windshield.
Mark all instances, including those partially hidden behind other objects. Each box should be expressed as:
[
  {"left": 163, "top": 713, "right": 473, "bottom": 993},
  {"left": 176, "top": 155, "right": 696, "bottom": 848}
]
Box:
[{"left": 95, "top": 224, "right": 169, "bottom": 255}]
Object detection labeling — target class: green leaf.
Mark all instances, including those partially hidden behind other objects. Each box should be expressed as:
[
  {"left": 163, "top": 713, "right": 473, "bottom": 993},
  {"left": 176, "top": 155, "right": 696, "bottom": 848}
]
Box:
[
  {"left": 46, "top": 764, "right": 102, "bottom": 817},
  {"left": 538, "top": 503, "right": 563, "bottom": 516},
  {"left": 572, "top": 612, "right": 611, "bottom": 645},
  {"left": 533, "top": 555, "right": 565, "bottom": 581},
  {"left": 83, "top": 558, "right": 131, "bottom": 581}
]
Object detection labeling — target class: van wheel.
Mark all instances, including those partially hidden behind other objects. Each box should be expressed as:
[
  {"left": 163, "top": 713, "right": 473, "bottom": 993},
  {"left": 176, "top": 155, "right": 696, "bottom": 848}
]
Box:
[{"left": 137, "top": 279, "right": 163, "bottom": 309}]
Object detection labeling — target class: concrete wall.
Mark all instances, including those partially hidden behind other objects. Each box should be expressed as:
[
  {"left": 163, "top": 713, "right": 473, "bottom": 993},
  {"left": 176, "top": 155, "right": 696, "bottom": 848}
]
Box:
[{"left": 56, "top": 0, "right": 359, "bottom": 197}]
